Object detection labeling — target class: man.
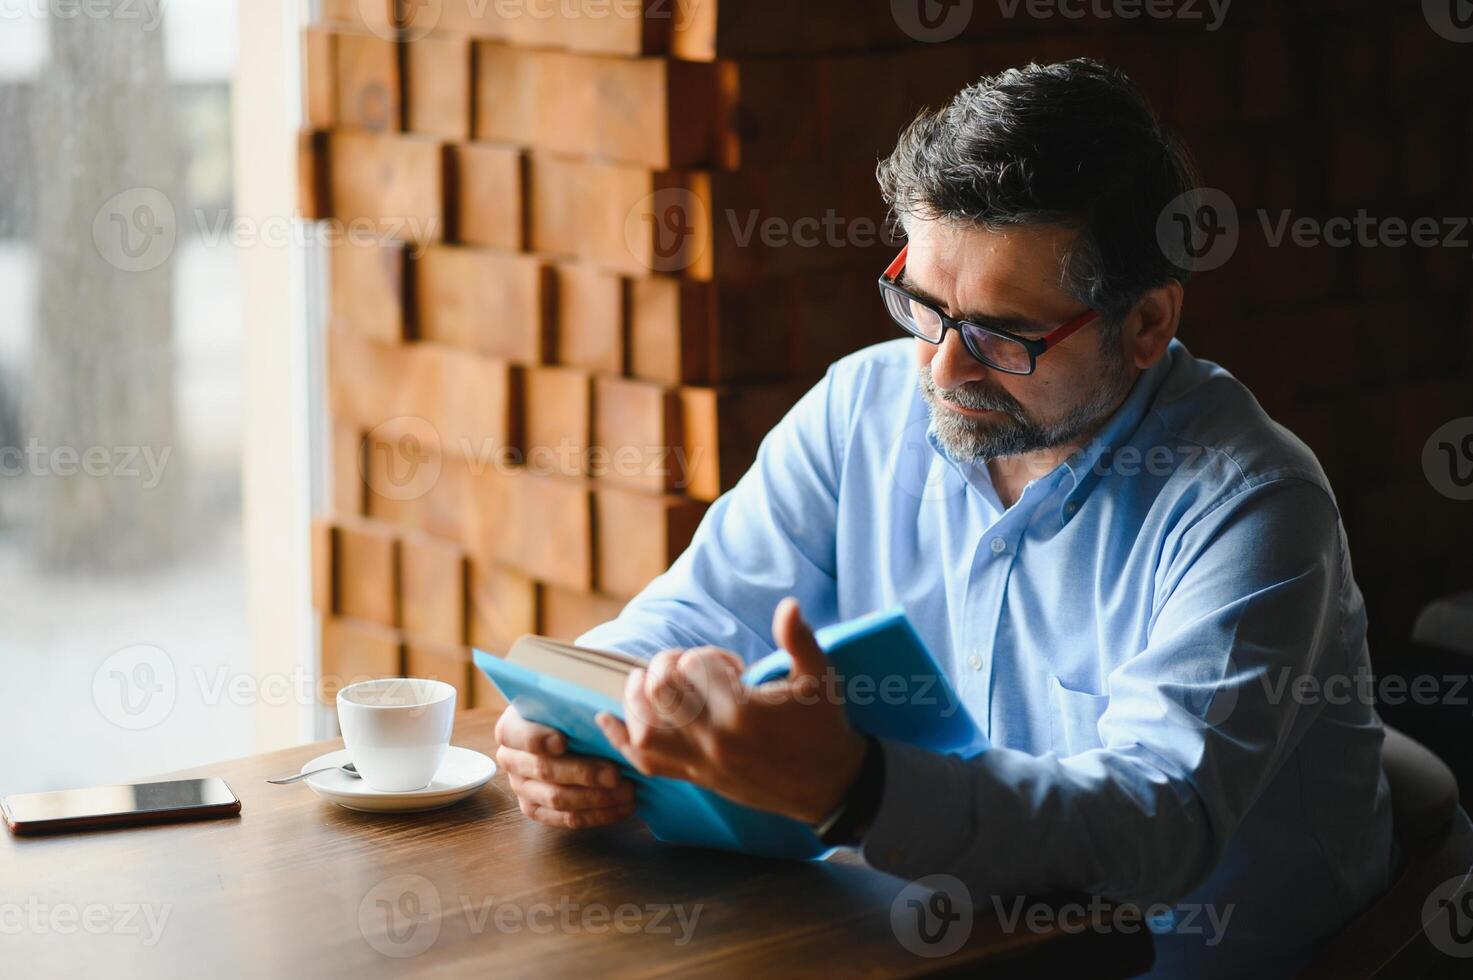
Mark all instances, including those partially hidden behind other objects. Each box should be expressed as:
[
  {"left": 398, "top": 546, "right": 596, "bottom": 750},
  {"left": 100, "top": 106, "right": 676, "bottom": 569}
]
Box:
[{"left": 494, "top": 59, "right": 1396, "bottom": 977}]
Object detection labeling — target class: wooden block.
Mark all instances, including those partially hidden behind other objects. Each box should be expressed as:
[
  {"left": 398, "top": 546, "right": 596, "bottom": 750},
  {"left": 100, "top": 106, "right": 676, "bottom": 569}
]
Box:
[
  {"left": 592, "top": 376, "right": 680, "bottom": 494},
  {"left": 405, "top": 641, "right": 472, "bottom": 709},
  {"left": 436, "top": 0, "right": 511, "bottom": 39},
  {"left": 328, "top": 332, "right": 521, "bottom": 462},
  {"left": 529, "top": 156, "right": 885, "bottom": 278},
  {"left": 320, "top": 616, "right": 403, "bottom": 705},
  {"left": 319, "top": 0, "right": 394, "bottom": 36},
  {"left": 499, "top": 472, "right": 593, "bottom": 591},
  {"left": 475, "top": 43, "right": 932, "bottom": 167},
  {"left": 449, "top": 142, "right": 524, "bottom": 251},
  {"left": 641, "top": 59, "right": 718, "bottom": 168},
  {"left": 632, "top": 269, "right": 892, "bottom": 385},
  {"left": 462, "top": 463, "right": 516, "bottom": 569},
  {"left": 467, "top": 561, "right": 537, "bottom": 652},
  {"left": 334, "top": 30, "right": 400, "bottom": 131},
  {"left": 539, "top": 585, "right": 626, "bottom": 643},
  {"left": 528, "top": 154, "right": 701, "bottom": 276},
  {"left": 497, "top": 2, "right": 666, "bottom": 56},
  {"left": 404, "top": 36, "right": 472, "bottom": 140},
  {"left": 400, "top": 531, "right": 467, "bottom": 646},
  {"left": 303, "top": 27, "right": 336, "bottom": 129},
  {"left": 594, "top": 487, "right": 706, "bottom": 599},
  {"left": 476, "top": 46, "right": 717, "bottom": 168},
  {"left": 679, "top": 383, "right": 806, "bottom": 502},
  {"left": 524, "top": 366, "right": 592, "bottom": 479},
  {"left": 472, "top": 44, "right": 545, "bottom": 146},
  {"left": 366, "top": 446, "right": 473, "bottom": 542},
  {"left": 554, "top": 263, "right": 626, "bottom": 374},
  {"left": 311, "top": 518, "right": 335, "bottom": 613},
  {"left": 373, "top": 0, "right": 989, "bottom": 58},
  {"left": 629, "top": 276, "right": 712, "bottom": 384},
  {"left": 334, "top": 517, "right": 400, "bottom": 627},
  {"left": 412, "top": 245, "right": 552, "bottom": 363},
  {"left": 667, "top": 0, "right": 719, "bottom": 59},
  {"left": 433, "top": 344, "right": 523, "bottom": 461},
  {"left": 329, "top": 333, "right": 438, "bottom": 449},
  {"left": 332, "top": 422, "right": 365, "bottom": 516},
  {"left": 326, "top": 131, "right": 445, "bottom": 244},
  {"left": 298, "top": 130, "right": 328, "bottom": 220},
  {"left": 328, "top": 240, "right": 405, "bottom": 342}
]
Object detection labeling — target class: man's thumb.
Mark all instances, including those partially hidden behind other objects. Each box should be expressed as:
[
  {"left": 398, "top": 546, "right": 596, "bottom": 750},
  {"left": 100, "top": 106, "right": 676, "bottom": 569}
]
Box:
[{"left": 772, "top": 597, "right": 826, "bottom": 680}]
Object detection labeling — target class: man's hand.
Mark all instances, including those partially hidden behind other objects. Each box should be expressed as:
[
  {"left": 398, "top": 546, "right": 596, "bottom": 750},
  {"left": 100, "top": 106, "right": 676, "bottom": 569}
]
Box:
[
  {"left": 595, "top": 597, "right": 868, "bottom": 826},
  {"left": 494, "top": 705, "right": 636, "bottom": 829}
]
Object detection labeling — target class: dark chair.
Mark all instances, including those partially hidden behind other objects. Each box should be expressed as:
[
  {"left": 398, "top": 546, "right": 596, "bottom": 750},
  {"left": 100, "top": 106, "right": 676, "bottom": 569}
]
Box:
[
  {"left": 1299, "top": 727, "right": 1473, "bottom": 978},
  {"left": 1376, "top": 592, "right": 1473, "bottom": 809},
  {"left": 1412, "top": 592, "right": 1473, "bottom": 657}
]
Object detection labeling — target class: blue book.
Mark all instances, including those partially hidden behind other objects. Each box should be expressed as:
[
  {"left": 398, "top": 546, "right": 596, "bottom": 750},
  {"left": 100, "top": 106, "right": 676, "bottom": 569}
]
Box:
[{"left": 472, "top": 607, "right": 987, "bottom": 860}]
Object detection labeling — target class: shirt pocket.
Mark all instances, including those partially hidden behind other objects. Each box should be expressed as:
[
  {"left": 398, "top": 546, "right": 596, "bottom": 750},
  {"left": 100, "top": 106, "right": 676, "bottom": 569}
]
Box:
[{"left": 1047, "top": 675, "right": 1111, "bottom": 756}]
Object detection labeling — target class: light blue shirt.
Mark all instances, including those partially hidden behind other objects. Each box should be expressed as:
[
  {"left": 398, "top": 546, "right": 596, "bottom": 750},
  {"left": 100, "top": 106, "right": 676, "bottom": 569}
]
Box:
[{"left": 580, "top": 338, "right": 1396, "bottom": 978}]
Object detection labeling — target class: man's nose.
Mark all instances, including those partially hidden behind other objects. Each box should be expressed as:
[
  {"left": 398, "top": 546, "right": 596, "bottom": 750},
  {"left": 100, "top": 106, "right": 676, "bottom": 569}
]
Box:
[{"left": 930, "top": 328, "right": 992, "bottom": 391}]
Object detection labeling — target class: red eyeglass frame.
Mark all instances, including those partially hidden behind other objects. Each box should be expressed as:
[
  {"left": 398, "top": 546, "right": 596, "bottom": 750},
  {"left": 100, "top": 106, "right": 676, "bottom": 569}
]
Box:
[{"left": 879, "top": 244, "right": 1101, "bottom": 375}]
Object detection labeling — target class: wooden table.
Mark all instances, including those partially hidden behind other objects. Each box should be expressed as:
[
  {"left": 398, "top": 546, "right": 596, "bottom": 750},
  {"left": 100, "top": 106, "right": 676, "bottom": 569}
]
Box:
[{"left": 2, "top": 710, "right": 1153, "bottom": 978}]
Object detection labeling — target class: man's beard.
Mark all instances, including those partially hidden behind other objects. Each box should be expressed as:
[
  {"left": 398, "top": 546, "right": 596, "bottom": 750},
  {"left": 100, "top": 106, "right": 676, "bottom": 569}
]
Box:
[{"left": 918, "top": 358, "right": 1133, "bottom": 464}]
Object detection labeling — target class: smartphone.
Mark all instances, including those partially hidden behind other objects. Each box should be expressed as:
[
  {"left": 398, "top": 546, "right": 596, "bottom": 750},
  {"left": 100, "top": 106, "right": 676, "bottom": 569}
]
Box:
[{"left": 1, "top": 778, "right": 241, "bottom": 836}]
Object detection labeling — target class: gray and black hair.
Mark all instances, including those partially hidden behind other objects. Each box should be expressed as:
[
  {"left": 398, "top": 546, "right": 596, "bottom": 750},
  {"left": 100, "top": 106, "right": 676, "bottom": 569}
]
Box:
[{"left": 878, "top": 58, "right": 1199, "bottom": 326}]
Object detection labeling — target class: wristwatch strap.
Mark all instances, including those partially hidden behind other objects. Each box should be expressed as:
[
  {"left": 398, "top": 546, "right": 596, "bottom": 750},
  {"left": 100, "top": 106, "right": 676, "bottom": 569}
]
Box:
[{"left": 813, "top": 736, "right": 885, "bottom": 847}]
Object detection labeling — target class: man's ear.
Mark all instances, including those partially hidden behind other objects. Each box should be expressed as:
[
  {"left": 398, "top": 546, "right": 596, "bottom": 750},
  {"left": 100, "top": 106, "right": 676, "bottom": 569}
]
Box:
[{"left": 1127, "top": 280, "right": 1184, "bottom": 370}]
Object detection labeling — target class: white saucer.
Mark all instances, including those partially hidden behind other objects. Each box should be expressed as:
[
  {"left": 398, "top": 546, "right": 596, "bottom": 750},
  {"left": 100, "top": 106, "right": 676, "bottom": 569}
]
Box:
[{"left": 301, "top": 746, "right": 497, "bottom": 813}]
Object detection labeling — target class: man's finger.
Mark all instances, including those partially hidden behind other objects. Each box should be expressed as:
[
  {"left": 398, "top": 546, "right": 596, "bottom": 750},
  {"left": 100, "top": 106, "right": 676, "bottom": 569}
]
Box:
[
  {"left": 495, "top": 706, "right": 567, "bottom": 755},
  {"left": 524, "top": 801, "right": 636, "bottom": 830},
  {"left": 495, "top": 745, "right": 619, "bottom": 787},
  {"left": 508, "top": 773, "right": 634, "bottom": 811},
  {"left": 597, "top": 711, "right": 687, "bottom": 780},
  {"left": 678, "top": 646, "right": 744, "bottom": 681},
  {"left": 646, "top": 649, "right": 686, "bottom": 691},
  {"left": 772, "top": 596, "right": 828, "bottom": 682}
]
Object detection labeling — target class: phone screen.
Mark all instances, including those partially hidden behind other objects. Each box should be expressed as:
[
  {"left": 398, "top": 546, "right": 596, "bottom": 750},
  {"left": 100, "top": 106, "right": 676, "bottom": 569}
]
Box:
[{"left": 2, "top": 778, "right": 239, "bottom": 831}]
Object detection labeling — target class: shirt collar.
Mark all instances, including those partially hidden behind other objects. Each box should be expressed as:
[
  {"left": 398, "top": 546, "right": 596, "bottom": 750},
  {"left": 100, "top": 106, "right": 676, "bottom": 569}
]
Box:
[
  {"left": 1056, "top": 340, "right": 1180, "bottom": 520},
  {"left": 921, "top": 341, "right": 1181, "bottom": 525}
]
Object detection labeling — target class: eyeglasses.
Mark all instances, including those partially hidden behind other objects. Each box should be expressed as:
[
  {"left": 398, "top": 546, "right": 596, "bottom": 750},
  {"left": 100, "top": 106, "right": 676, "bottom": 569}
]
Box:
[{"left": 877, "top": 244, "right": 1101, "bottom": 376}]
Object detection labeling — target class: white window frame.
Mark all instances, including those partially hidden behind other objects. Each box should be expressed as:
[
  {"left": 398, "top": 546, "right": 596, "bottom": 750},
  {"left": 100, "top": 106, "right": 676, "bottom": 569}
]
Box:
[{"left": 235, "top": 0, "right": 317, "bottom": 750}]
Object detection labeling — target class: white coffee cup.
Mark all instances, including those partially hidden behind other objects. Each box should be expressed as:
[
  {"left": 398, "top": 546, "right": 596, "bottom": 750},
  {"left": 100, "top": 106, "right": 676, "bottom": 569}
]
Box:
[{"left": 337, "top": 678, "right": 456, "bottom": 792}]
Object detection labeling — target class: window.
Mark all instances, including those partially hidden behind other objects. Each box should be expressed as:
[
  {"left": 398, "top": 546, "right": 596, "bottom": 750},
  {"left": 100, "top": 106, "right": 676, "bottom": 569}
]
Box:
[{"left": 0, "top": 0, "right": 252, "bottom": 793}]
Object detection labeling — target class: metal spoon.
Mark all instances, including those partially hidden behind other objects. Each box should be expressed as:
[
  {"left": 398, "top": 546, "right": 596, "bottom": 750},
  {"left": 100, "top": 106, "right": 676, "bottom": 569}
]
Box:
[{"left": 267, "top": 762, "right": 360, "bottom": 785}]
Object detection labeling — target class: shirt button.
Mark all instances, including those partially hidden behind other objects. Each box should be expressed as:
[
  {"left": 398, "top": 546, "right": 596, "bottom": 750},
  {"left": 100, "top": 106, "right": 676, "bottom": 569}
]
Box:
[
  {"left": 1064, "top": 501, "right": 1079, "bottom": 515},
  {"left": 967, "top": 654, "right": 982, "bottom": 671},
  {"left": 990, "top": 537, "right": 1006, "bottom": 555}
]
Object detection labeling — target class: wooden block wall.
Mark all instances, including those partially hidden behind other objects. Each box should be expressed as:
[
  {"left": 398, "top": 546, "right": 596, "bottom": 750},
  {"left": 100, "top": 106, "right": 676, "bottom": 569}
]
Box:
[
  {"left": 308, "top": 4, "right": 1473, "bottom": 698},
  {"left": 303, "top": 4, "right": 942, "bottom": 711}
]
